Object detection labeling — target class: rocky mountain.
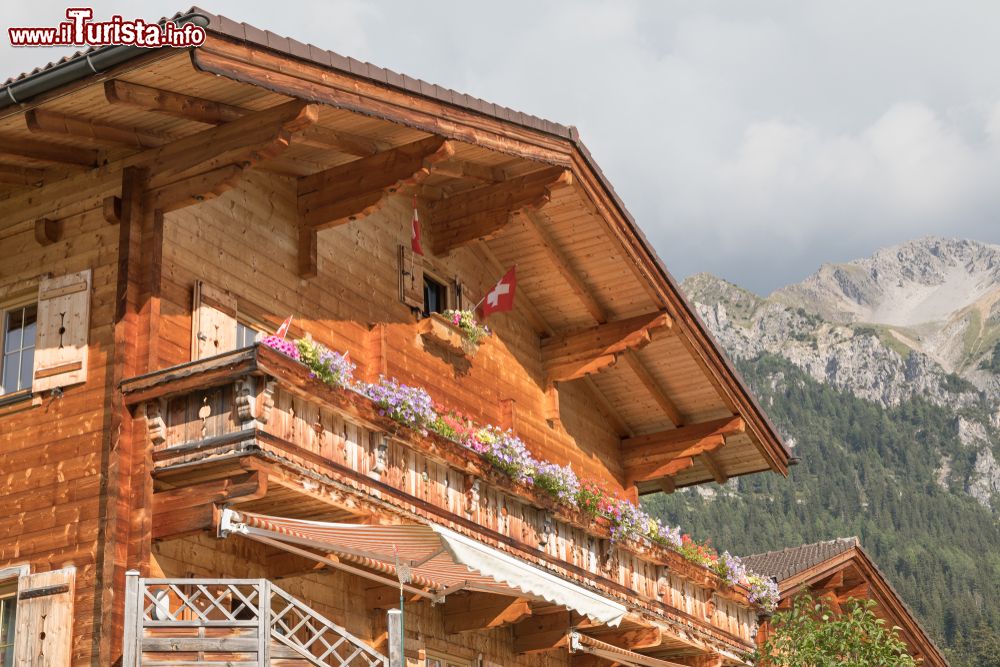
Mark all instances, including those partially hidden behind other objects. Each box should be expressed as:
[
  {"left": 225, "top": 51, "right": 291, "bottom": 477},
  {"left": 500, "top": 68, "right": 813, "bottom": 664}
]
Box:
[
  {"left": 684, "top": 236, "right": 1000, "bottom": 509},
  {"left": 644, "top": 238, "right": 1000, "bottom": 664}
]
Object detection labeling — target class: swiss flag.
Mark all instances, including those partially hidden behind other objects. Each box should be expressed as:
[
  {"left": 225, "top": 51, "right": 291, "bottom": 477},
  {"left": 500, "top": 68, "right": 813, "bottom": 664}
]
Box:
[
  {"left": 410, "top": 196, "right": 424, "bottom": 256},
  {"left": 275, "top": 315, "right": 293, "bottom": 339},
  {"left": 479, "top": 266, "right": 516, "bottom": 319}
]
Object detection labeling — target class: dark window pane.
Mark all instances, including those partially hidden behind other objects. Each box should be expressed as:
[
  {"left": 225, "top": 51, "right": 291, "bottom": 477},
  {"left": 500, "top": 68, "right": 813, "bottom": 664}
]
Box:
[
  {"left": 2, "top": 353, "right": 17, "bottom": 394},
  {"left": 3, "top": 310, "right": 22, "bottom": 354},
  {"left": 21, "top": 305, "right": 37, "bottom": 349},
  {"left": 423, "top": 277, "right": 447, "bottom": 317},
  {"left": 20, "top": 348, "right": 33, "bottom": 391}
]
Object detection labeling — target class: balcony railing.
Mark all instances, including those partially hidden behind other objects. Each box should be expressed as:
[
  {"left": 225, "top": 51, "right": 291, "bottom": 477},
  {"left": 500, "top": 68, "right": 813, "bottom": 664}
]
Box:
[
  {"left": 121, "top": 344, "right": 760, "bottom": 652},
  {"left": 122, "top": 573, "right": 388, "bottom": 666}
]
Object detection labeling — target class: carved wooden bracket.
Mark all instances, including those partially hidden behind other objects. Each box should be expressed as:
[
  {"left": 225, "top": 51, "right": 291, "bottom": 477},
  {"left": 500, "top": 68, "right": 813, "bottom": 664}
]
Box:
[
  {"left": 145, "top": 399, "right": 166, "bottom": 446},
  {"left": 233, "top": 376, "right": 255, "bottom": 423}
]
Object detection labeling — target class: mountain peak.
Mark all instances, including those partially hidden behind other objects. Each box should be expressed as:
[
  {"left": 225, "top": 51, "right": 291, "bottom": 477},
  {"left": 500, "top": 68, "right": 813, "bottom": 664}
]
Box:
[{"left": 773, "top": 236, "right": 1000, "bottom": 327}]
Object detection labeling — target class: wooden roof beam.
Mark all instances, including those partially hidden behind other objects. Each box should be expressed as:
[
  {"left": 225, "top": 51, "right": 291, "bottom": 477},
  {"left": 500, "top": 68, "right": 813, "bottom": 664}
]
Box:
[
  {"left": 428, "top": 167, "right": 571, "bottom": 255},
  {"left": 0, "top": 164, "right": 46, "bottom": 187},
  {"left": 622, "top": 416, "right": 745, "bottom": 460},
  {"left": 622, "top": 349, "right": 684, "bottom": 426},
  {"left": 0, "top": 136, "right": 102, "bottom": 168},
  {"left": 701, "top": 451, "right": 729, "bottom": 485},
  {"left": 25, "top": 108, "right": 171, "bottom": 149},
  {"left": 442, "top": 592, "right": 531, "bottom": 633},
  {"left": 105, "top": 79, "right": 380, "bottom": 156},
  {"left": 542, "top": 311, "right": 672, "bottom": 383},
  {"left": 624, "top": 441, "right": 719, "bottom": 488},
  {"left": 297, "top": 135, "right": 454, "bottom": 230},
  {"left": 580, "top": 625, "right": 662, "bottom": 651}
]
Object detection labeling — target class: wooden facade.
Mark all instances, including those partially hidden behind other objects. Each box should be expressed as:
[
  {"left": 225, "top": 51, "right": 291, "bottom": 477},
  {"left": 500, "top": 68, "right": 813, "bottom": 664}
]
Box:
[{"left": 0, "top": 9, "right": 791, "bottom": 666}]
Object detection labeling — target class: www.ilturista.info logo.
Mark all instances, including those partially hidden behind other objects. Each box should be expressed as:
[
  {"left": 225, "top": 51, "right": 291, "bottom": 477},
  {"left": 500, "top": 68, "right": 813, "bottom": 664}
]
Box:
[{"left": 8, "top": 8, "right": 206, "bottom": 48}]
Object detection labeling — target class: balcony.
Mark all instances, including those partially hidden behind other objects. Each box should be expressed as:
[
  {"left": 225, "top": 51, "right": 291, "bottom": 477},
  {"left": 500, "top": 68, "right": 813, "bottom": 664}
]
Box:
[
  {"left": 121, "top": 573, "right": 388, "bottom": 666},
  {"left": 122, "top": 344, "right": 761, "bottom": 660}
]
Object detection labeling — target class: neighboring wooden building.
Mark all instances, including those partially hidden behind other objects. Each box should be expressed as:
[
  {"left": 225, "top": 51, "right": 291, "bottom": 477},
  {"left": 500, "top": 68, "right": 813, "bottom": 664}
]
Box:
[
  {"left": 0, "top": 8, "right": 791, "bottom": 666},
  {"left": 744, "top": 538, "right": 949, "bottom": 667}
]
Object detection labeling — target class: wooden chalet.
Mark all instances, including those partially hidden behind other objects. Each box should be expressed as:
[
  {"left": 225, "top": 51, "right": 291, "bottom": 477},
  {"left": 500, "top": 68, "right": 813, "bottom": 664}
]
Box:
[
  {"left": 0, "top": 8, "right": 791, "bottom": 666},
  {"left": 744, "top": 538, "right": 949, "bottom": 666}
]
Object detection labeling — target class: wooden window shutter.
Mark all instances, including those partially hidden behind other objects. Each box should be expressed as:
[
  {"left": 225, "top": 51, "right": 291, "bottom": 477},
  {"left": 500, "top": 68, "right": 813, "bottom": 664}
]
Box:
[
  {"left": 14, "top": 567, "right": 75, "bottom": 665},
  {"left": 399, "top": 245, "right": 424, "bottom": 310},
  {"left": 32, "top": 269, "right": 91, "bottom": 393},
  {"left": 191, "top": 281, "right": 237, "bottom": 360}
]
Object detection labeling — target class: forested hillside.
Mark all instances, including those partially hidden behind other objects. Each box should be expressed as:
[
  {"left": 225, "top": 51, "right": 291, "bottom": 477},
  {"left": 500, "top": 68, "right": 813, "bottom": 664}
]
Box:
[{"left": 644, "top": 355, "right": 1000, "bottom": 665}]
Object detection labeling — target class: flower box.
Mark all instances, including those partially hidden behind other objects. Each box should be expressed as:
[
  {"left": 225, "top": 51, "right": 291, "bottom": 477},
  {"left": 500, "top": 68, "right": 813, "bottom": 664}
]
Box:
[{"left": 418, "top": 312, "right": 479, "bottom": 357}]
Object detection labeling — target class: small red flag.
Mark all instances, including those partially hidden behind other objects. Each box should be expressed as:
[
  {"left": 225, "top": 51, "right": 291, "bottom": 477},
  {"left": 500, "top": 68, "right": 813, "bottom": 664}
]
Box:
[
  {"left": 479, "top": 266, "right": 516, "bottom": 319},
  {"left": 275, "top": 315, "right": 293, "bottom": 339},
  {"left": 410, "top": 196, "right": 424, "bottom": 256}
]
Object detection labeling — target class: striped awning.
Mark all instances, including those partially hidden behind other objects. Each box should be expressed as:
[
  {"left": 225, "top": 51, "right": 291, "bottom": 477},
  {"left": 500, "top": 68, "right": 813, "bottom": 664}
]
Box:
[{"left": 219, "top": 509, "right": 626, "bottom": 626}]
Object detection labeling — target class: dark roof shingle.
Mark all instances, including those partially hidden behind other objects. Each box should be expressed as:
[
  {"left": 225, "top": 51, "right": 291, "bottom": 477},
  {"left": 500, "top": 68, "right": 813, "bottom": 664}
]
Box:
[{"left": 743, "top": 537, "right": 859, "bottom": 583}]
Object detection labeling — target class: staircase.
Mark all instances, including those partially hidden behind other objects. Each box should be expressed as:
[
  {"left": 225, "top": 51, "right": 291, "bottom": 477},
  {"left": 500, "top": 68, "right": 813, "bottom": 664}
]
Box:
[{"left": 122, "top": 573, "right": 388, "bottom": 666}]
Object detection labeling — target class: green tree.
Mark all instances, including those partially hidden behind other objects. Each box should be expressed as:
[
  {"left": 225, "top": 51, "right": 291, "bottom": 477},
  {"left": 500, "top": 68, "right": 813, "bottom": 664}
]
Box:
[{"left": 757, "top": 595, "right": 916, "bottom": 667}]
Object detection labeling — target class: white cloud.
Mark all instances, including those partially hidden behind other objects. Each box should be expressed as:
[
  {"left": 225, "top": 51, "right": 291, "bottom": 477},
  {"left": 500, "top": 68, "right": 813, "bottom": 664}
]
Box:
[{"left": 3, "top": 0, "right": 1000, "bottom": 292}]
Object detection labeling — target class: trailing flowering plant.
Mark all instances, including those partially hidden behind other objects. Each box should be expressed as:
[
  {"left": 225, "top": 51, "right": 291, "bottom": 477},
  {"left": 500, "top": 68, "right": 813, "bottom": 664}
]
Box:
[
  {"left": 575, "top": 479, "right": 614, "bottom": 518},
  {"left": 442, "top": 309, "right": 491, "bottom": 346},
  {"left": 295, "top": 335, "right": 355, "bottom": 388},
  {"left": 474, "top": 426, "right": 537, "bottom": 484},
  {"left": 362, "top": 377, "right": 436, "bottom": 434},
  {"left": 746, "top": 574, "right": 780, "bottom": 613},
  {"left": 713, "top": 551, "right": 748, "bottom": 588},
  {"left": 256, "top": 330, "right": 782, "bottom": 611},
  {"left": 534, "top": 462, "right": 580, "bottom": 504},
  {"left": 261, "top": 334, "right": 300, "bottom": 360}
]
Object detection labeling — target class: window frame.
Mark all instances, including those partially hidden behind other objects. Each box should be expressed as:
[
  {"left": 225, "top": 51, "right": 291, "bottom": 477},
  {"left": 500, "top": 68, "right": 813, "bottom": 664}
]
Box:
[
  {"left": 0, "top": 565, "right": 25, "bottom": 667},
  {"left": 424, "top": 651, "right": 473, "bottom": 667},
  {"left": 0, "top": 297, "right": 38, "bottom": 398},
  {"left": 421, "top": 267, "right": 455, "bottom": 319}
]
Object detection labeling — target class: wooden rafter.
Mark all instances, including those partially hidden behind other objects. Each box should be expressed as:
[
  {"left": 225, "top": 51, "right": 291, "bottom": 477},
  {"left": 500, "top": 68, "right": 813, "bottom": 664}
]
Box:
[
  {"left": 513, "top": 610, "right": 575, "bottom": 654},
  {"left": 581, "top": 625, "right": 662, "bottom": 651},
  {"left": 25, "top": 108, "right": 171, "bottom": 149},
  {"left": 428, "top": 167, "right": 571, "bottom": 255},
  {"left": 523, "top": 209, "right": 607, "bottom": 323},
  {"left": 0, "top": 136, "right": 101, "bottom": 168},
  {"left": 105, "top": 78, "right": 380, "bottom": 156},
  {"left": 297, "top": 135, "right": 454, "bottom": 229},
  {"left": 701, "top": 451, "right": 729, "bottom": 485},
  {"left": 542, "top": 311, "right": 672, "bottom": 383},
  {"left": 442, "top": 592, "right": 531, "bottom": 633},
  {"left": 622, "top": 350, "right": 684, "bottom": 427}
]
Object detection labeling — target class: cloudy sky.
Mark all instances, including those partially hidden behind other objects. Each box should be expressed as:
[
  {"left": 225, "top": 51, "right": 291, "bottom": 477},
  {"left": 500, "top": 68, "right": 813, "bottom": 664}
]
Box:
[{"left": 5, "top": 1, "right": 1000, "bottom": 294}]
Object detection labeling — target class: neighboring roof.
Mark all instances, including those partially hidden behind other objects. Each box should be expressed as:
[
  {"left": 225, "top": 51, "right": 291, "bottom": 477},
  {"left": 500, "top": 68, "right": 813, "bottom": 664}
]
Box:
[
  {"left": 0, "top": 6, "right": 792, "bottom": 480},
  {"left": 745, "top": 537, "right": 949, "bottom": 667},
  {"left": 743, "top": 537, "right": 859, "bottom": 583}
]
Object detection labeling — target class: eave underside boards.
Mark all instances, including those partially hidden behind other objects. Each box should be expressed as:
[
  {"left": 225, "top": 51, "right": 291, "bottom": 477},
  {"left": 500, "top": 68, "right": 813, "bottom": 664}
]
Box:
[{"left": 0, "top": 48, "right": 774, "bottom": 488}]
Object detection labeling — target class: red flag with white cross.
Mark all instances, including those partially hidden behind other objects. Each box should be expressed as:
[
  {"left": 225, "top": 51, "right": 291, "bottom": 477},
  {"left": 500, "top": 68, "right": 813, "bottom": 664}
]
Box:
[
  {"left": 410, "top": 195, "right": 424, "bottom": 256},
  {"left": 478, "top": 266, "right": 516, "bottom": 319}
]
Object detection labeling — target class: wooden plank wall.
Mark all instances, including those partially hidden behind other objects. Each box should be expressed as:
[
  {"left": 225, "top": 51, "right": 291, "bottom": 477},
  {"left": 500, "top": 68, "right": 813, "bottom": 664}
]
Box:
[
  {"left": 151, "top": 533, "right": 571, "bottom": 667},
  {"left": 0, "top": 205, "right": 119, "bottom": 665},
  {"left": 158, "top": 170, "right": 625, "bottom": 490}
]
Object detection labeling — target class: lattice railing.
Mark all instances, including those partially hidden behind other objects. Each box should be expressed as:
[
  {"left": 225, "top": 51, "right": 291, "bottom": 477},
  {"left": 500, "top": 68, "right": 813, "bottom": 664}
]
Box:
[{"left": 123, "top": 572, "right": 388, "bottom": 666}]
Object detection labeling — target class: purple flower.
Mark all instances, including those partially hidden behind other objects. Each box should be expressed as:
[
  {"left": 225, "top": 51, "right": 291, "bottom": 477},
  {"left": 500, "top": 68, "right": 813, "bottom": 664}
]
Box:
[
  {"left": 475, "top": 426, "right": 537, "bottom": 484},
  {"left": 362, "top": 378, "right": 437, "bottom": 433},
  {"left": 534, "top": 462, "right": 580, "bottom": 503}
]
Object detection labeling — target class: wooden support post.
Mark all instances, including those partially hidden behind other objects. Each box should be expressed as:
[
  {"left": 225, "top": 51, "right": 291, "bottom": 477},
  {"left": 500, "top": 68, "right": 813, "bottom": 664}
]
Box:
[
  {"left": 387, "top": 608, "right": 403, "bottom": 667},
  {"left": 257, "top": 579, "right": 271, "bottom": 666},
  {"left": 121, "top": 571, "right": 140, "bottom": 667}
]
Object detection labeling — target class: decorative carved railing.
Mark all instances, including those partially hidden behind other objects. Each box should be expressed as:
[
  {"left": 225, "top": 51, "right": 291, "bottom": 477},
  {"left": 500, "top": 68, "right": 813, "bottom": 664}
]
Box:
[
  {"left": 122, "top": 572, "right": 388, "bottom": 666},
  {"left": 121, "top": 345, "right": 760, "bottom": 652}
]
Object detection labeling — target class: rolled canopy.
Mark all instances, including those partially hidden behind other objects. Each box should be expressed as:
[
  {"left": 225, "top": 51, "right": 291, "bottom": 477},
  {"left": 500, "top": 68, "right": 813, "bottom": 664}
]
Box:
[{"left": 219, "top": 509, "right": 626, "bottom": 627}]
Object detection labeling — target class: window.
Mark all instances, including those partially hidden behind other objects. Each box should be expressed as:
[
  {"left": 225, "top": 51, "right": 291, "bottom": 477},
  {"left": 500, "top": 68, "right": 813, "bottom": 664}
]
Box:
[
  {"left": 1, "top": 303, "right": 36, "bottom": 395},
  {"left": 0, "top": 586, "right": 15, "bottom": 667},
  {"left": 425, "top": 653, "right": 471, "bottom": 667},
  {"left": 236, "top": 321, "right": 263, "bottom": 349},
  {"left": 423, "top": 276, "right": 449, "bottom": 318}
]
